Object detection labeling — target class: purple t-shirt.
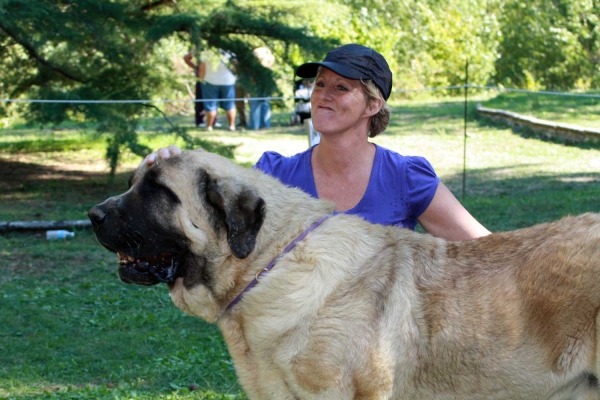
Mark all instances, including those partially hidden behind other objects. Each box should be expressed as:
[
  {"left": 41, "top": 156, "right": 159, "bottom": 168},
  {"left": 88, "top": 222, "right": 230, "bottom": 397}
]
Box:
[{"left": 253, "top": 144, "right": 440, "bottom": 229}]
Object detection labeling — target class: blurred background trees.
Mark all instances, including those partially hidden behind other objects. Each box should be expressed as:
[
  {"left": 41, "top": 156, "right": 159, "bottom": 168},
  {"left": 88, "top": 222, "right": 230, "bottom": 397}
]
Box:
[
  {"left": 496, "top": 0, "right": 600, "bottom": 89},
  {"left": 0, "top": 0, "right": 337, "bottom": 172},
  {"left": 1, "top": 0, "right": 599, "bottom": 171}
]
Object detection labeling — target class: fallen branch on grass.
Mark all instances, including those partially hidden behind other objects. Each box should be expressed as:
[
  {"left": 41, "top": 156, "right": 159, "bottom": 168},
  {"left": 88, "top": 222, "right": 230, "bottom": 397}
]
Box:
[{"left": 0, "top": 220, "right": 91, "bottom": 232}]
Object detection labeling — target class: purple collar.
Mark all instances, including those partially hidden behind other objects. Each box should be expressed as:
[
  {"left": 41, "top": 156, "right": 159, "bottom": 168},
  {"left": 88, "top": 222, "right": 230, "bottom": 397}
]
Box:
[{"left": 224, "top": 215, "right": 330, "bottom": 313}]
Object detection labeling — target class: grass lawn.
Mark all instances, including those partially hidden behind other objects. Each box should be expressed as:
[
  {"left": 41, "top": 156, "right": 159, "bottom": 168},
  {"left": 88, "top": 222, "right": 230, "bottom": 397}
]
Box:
[{"left": 1, "top": 94, "right": 599, "bottom": 399}]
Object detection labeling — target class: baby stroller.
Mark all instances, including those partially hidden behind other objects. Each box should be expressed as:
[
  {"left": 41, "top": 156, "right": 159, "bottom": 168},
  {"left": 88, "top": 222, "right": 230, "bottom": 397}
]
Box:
[{"left": 290, "top": 78, "right": 313, "bottom": 125}]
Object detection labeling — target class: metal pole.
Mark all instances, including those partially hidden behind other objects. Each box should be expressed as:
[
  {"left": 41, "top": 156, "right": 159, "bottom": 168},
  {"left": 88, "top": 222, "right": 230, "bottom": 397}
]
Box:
[{"left": 462, "top": 59, "right": 469, "bottom": 201}]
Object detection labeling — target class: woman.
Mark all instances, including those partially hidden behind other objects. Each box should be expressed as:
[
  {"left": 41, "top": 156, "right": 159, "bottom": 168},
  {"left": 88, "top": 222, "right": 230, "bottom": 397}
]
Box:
[
  {"left": 146, "top": 44, "right": 490, "bottom": 241},
  {"left": 182, "top": 51, "right": 206, "bottom": 127}
]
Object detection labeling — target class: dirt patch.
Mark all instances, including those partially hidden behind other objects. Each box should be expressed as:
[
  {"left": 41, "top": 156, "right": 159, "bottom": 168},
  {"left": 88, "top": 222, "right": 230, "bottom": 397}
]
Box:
[
  {"left": 2, "top": 159, "right": 84, "bottom": 187},
  {"left": 0, "top": 244, "right": 49, "bottom": 284},
  {"left": 0, "top": 155, "right": 115, "bottom": 184},
  {"left": 0, "top": 156, "right": 133, "bottom": 191},
  {"left": 0, "top": 154, "right": 133, "bottom": 222}
]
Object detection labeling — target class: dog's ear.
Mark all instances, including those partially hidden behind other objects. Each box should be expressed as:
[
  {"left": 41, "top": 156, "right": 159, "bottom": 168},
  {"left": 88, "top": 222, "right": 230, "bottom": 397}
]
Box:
[{"left": 205, "top": 175, "right": 266, "bottom": 259}]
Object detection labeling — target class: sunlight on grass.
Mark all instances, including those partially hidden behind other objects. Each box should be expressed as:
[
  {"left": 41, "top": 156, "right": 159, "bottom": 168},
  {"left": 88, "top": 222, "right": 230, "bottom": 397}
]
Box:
[{"left": 481, "top": 91, "right": 600, "bottom": 128}]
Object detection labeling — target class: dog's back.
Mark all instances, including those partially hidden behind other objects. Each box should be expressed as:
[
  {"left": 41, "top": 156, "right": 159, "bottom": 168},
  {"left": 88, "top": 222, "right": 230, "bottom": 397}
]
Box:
[
  {"left": 390, "top": 213, "right": 600, "bottom": 398},
  {"left": 232, "top": 212, "right": 600, "bottom": 399}
]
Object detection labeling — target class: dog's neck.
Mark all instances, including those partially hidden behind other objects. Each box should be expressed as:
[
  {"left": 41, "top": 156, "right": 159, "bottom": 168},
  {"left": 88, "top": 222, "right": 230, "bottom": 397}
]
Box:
[
  {"left": 172, "top": 165, "right": 336, "bottom": 324},
  {"left": 215, "top": 178, "right": 335, "bottom": 320},
  {"left": 222, "top": 214, "right": 331, "bottom": 314}
]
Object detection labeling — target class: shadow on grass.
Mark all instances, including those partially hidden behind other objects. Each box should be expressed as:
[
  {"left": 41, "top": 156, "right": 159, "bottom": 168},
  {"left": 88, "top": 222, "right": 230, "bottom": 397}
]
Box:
[
  {"left": 0, "top": 159, "right": 128, "bottom": 184},
  {"left": 391, "top": 101, "right": 466, "bottom": 119},
  {"left": 0, "top": 159, "right": 132, "bottom": 221},
  {"left": 388, "top": 101, "right": 483, "bottom": 135},
  {"left": 0, "top": 138, "right": 95, "bottom": 153}
]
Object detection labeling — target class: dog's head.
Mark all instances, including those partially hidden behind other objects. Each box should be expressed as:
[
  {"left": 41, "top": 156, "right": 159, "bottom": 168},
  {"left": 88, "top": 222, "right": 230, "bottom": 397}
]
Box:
[{"left": 88, "top": 150, "right": 266, "bottom": 290}]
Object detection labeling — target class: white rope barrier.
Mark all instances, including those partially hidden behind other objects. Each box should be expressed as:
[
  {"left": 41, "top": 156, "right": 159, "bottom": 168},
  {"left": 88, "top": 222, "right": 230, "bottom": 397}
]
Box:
[
  {"left": 2, "top": 85, "right": 599, "bottom": 104},
  {"left": 393, "top": 85, "right": 466, "bottom": 93},
  {"left": 469, "top": 85, "right": 600, "bottom": 99},
  {"left": 0, "top": 96, "right": 294, "bottom": 104}
]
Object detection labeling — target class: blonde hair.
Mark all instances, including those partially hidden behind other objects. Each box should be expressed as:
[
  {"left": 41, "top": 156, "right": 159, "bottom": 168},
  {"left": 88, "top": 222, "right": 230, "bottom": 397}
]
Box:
[{"left": 361, "top": 79, "right": 390, "bottom": 138}]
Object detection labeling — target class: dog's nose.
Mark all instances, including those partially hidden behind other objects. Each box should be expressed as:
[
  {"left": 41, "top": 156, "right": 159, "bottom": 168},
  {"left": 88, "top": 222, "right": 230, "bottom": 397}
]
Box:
[{"left": 88, "top": 205, "right": 107, "bottom": 227}]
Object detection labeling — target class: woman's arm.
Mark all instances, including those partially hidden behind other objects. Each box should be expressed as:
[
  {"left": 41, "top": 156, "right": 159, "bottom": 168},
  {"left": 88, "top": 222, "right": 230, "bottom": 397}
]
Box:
[
  {"left": 417, "top": 182, "right": 491, "bottom": 241},
  {"left": 198, "top": 62, "right": 206, "bottom": 81}
]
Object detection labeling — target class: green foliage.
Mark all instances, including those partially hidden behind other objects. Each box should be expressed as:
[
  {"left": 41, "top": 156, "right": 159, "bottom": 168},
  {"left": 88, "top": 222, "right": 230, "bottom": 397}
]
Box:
[
  {"left": 337, "top": 0, "right": 501, "bottom": 90},
  {"left": 2, "top": 0, "right": 600, "bottom": 169},
  {"left": 337, "top": 0, "right": 599, "bottom": 91},
  {"left": 0, "top": 0, "right": 335, "bottom": 175},
  {"left": 496, "top": 0, "right": 600, "bottom": 90}
]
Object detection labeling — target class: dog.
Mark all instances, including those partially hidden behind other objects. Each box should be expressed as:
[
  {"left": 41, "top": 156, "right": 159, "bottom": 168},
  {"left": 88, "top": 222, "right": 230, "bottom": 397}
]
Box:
[{"left": 89, "top": 149, "right": 600, "bottom": 399}]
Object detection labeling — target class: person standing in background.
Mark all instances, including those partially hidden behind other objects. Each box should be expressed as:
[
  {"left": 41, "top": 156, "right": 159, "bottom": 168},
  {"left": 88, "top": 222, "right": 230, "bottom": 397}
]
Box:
[
  {"left": 183, "top": 51, "right": 207, "bottom": 127},
  {"left": 248, "top": 46, "right": 275, "bottom": 131},
  {"left": 235, "top": 83, "right": 248, "bottom": 129},
  {"left": 199, "top": 49, "right": 237, "bottom": 131}
]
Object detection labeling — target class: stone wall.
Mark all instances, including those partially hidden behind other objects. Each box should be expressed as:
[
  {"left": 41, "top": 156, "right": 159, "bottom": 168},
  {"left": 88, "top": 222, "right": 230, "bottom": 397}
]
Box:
[{"left": 476, "top": 105, "right": 600, "bottom": 144}]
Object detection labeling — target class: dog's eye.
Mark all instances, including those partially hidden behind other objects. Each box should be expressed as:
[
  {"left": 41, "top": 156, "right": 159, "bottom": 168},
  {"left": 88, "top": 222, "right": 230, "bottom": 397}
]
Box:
[
  {"left": 140, "top": 169, "right": 181, "bottom": 204},
  {"left": 146, "top": 178, "right": 181, "bottom": 205}
]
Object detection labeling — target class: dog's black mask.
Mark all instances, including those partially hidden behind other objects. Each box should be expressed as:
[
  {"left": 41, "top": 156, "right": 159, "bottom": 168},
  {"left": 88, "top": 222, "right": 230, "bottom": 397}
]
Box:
[
  {"left": 88, "top": 157, "right": 265, "bottom": 287},
  {"left": 88, "top": 167, "right": 188, "bottom": 286}
]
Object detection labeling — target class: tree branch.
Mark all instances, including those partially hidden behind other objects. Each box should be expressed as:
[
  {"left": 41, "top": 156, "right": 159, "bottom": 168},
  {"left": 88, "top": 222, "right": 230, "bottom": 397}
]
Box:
[
  {"left": 0, "top": 22, "right": 86, "bottom": 84},
  {"left": 142, "top": 0, "right": 177, "bottom": 12},
  {"left": 140, "top": 103, "right": 176, "bottom": 129}
]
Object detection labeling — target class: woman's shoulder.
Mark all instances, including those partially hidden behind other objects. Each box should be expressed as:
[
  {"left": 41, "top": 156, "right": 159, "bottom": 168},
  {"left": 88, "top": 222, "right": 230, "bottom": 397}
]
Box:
[
  {"left": 375, "top": 144, "right": 435, "bottom": 173},
  {"left": 253, "top": 147, "right": 313, "bottom": 175}
]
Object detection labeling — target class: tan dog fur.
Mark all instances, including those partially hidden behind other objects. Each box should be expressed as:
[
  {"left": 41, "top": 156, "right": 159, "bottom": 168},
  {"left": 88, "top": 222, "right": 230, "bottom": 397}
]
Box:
[{"left": 93, "top": 149, "right": 600, "bottom": 399}]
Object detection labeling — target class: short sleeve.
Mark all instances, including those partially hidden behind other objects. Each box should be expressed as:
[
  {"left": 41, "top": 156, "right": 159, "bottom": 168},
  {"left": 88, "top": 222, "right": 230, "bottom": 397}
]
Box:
[
  {"left": 405, "top": 156, "right": 440, "bottom": 218},
  {"left": 253, "top": 151, "right": 283, "bottom": 175},
  {"left": 252, "top": 150, "right": 317, "bottom": 197}
]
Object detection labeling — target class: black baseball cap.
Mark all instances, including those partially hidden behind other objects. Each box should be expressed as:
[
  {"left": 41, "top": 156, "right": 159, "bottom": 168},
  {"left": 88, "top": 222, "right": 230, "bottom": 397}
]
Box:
[{"left": 295, "top": 44, "right": 393, "bottom": 100}]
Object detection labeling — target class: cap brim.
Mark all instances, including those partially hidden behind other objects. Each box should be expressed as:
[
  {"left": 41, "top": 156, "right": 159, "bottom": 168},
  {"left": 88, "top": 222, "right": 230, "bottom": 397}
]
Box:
[{"left": 296, "top": 62, "right": 368, "bottom": 80}]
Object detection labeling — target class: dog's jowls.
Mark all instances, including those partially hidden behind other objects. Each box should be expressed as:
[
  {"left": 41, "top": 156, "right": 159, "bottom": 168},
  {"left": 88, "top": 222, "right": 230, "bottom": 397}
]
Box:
[{"left": 89, "top": 149, "right": 600, "bottom": 399}]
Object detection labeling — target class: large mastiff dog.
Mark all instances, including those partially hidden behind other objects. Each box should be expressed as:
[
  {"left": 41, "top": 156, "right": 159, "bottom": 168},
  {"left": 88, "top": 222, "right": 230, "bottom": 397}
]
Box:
[{"left": 89, "top": 149, "right": 600, "bottom": 399}]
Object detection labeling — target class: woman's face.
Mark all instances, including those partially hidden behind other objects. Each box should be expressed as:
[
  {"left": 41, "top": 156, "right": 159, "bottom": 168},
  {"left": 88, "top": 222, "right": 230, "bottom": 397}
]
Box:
[{"left": 310, "top": 68, "right": 375, "bottom": 136}]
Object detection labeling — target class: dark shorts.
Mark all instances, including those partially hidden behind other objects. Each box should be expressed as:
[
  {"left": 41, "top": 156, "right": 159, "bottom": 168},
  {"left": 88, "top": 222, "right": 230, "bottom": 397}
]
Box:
[{"left": 202, "top": 83, "right": 235, "bottom": 111}]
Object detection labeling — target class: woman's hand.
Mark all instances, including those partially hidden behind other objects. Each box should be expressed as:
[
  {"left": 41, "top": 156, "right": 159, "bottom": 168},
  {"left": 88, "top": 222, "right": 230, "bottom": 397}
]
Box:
[{"left": 143, "top": 144, "right": 182, "bottom": 166}]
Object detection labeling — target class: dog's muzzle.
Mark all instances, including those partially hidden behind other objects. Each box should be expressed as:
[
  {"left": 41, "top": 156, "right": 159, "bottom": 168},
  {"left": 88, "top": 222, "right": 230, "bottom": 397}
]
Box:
[
  {"left": 117, "top": 252, "right": 179, "bottom": 286},
  {"left": 88, "top": 204, "right": 179, "bottom": 286}
]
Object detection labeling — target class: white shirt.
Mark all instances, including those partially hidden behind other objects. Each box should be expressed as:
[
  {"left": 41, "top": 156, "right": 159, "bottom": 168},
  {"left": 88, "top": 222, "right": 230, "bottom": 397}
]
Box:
[{"left": 202, "top": 50, "right": 236, "bottom": 86}]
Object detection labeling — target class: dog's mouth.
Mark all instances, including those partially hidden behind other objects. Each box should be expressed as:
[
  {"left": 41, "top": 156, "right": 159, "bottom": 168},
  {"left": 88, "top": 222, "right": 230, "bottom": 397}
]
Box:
[{"left": 117, "top": 252, "right": 179, "bottom": 286}]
